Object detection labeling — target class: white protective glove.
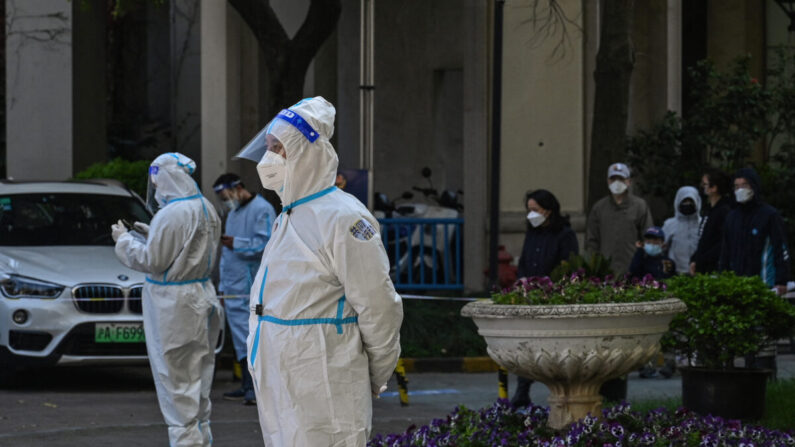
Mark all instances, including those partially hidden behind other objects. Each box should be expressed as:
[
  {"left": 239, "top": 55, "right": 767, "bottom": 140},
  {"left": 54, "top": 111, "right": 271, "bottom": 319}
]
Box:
[
  {"left": 373, "top": 384, "right": 388, "bottom": 399},
  {"left": 111, "top": 219, "right": 127, "bottom": 242},
  {"left": 132, "top": 222, "right": 150, "bottom": 237}
]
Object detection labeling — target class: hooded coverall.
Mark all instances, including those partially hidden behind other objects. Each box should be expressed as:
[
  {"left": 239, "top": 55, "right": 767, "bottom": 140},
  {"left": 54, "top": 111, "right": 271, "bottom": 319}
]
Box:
[
  {"left": 241, "top": 97, "right": 403, "bottom": 446},
  {"left": 115, "top": 152, "right": 223, "bottom": 446}
]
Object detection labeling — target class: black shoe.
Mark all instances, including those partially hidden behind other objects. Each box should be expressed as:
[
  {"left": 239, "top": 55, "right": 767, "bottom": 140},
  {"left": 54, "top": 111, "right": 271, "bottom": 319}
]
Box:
[{"left": 223, "top": 388, "right": 246, "bottom": 401}]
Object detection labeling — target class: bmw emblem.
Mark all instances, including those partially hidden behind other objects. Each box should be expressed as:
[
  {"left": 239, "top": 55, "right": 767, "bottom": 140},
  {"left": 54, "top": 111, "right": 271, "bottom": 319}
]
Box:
[{"left": 118, "top": 274, "right": 129, "bottom": 281}]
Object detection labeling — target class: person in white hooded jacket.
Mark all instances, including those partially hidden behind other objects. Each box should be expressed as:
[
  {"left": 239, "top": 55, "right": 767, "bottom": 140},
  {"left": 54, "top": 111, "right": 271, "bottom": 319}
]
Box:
[
  {"left": 111, "top": 152, "right": 223, "bottom": 446},
  {"left": 662, "top": 186, "right": 702, "bottom": 275},
  {"left": 236, "top": 97, "right": 403, "bottom": 446}
]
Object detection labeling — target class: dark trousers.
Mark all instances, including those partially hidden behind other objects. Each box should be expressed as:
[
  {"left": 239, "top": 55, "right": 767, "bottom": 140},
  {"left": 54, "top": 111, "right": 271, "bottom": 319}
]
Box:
[{"left": 510, "top": 376, "right": 533, "bottom": 406}]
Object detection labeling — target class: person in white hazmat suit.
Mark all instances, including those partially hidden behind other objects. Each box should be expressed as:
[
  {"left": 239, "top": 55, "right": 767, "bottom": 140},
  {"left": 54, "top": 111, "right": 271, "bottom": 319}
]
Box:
[
  {"left": 662, "top": 186, "right": 702, "bottom": 275},
  {"left": 236, "top": 96, "right": 403, "bottom": 446},
  {"left": 111, "top": 152, "right": 223, "bottom": 446}
]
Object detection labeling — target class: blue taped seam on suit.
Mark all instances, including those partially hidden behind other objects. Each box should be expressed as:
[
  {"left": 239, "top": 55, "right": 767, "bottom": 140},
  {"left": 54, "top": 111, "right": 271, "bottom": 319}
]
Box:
[
  {"left": 166, "top": 152, "right": 195, "bottom": 174},
  {"left": 282, "top": 186, "right": 336, "bottom": 214},
  {"left": 165, "top": 194, "right": 203, "bottom": 204},
  {"left": 250, "top": 267, "right": 269, "bottom": 366},
  {"left": 146, "top": 277, "right": 210, "bottom": 286},
  {"left": 258, "top": 315, "right": 358, "bottom": 329}
]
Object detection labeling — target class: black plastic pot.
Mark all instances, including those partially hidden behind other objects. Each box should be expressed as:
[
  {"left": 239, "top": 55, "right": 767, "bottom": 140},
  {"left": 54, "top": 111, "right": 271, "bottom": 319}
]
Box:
[{"left": 680, "top": 366, "right": 770, "bottom": 420}]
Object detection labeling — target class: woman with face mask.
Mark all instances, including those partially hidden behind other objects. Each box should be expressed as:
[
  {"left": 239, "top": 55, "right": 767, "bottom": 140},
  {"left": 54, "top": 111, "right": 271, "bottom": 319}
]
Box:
[
  {"left": 661, "top": 186, "right": 702, "bottom": 275},
  {"left": 510, "top": 189, "right": 579, "bottom": 408}
]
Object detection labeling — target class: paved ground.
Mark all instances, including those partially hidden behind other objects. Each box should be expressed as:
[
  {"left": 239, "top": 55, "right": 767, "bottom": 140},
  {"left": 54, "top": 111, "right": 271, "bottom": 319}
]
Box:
[{"left": 0, "top": 355, "right": 792, "bottom": 446}]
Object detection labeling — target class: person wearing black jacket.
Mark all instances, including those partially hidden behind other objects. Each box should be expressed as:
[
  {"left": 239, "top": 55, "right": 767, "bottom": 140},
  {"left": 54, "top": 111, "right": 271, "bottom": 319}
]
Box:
[
  {"left": 511, "top": 189, "right": 578, "bottom": 408},
  {"left": 690, "top": 168, "right": 733, "bottom": 274},
  {"left": 718, "top": 167, "right": 790, "bottom": 294}
]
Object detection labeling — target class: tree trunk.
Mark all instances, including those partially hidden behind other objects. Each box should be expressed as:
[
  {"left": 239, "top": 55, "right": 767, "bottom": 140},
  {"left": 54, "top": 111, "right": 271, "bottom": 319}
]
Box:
[
  {"left": 228, "top": 0, "right": 341, "bottom": 125},
  {"left": 587, "top": 0, "right": 635, "bottom": 210}
]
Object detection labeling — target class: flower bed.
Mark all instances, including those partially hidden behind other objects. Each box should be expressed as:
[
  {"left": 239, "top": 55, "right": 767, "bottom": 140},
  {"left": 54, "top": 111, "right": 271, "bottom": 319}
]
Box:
[
  {"left": 368, "top": 400, "right": 795, "bottom": 447},
  {"left": 492, "top": 272, "right": 671, "bottom": 305}
]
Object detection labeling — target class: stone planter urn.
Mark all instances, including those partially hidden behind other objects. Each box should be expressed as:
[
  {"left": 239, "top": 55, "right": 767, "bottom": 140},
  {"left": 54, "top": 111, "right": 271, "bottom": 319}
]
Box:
[{"left": 461, "top": 298, "right": 686, "bottom": 429}]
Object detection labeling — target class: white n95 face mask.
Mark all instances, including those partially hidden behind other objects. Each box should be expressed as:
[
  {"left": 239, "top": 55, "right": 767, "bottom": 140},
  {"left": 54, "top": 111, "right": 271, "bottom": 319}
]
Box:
[
  {"left": 609, "top": 180, "right": 628, "bottom": 195},
  {"left": 735, "top": 187, "right": 753, "bottom": 204},
  {"left": 526, "top": 211, "right": 546, "bottom": 228},
  {"left": 257, "top": 151, "right": 286, "bottom": 191}
]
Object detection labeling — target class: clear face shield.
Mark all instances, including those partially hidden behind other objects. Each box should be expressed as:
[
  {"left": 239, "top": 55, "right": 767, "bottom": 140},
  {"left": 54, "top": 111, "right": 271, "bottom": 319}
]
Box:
[
  {"left": 234, "top": 109, "right": 320, "bottom": 163},
  {"left": 213, "top": 180, "right": 242, "bottom": 213},
  {"left": 145, "top": 165, "right": 161, "bottom": 215}
]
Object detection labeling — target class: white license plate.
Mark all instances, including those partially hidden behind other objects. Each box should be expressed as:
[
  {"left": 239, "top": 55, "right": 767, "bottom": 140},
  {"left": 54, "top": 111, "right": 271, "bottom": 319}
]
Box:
[{"left": 95, "top": 322, "right": 145, "bottom": 343}]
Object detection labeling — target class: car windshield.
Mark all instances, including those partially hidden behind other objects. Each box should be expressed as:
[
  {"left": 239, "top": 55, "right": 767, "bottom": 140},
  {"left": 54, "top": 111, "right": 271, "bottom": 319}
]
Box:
[{"left": 0, "top": 193, "right": 151, "bottom": 246}]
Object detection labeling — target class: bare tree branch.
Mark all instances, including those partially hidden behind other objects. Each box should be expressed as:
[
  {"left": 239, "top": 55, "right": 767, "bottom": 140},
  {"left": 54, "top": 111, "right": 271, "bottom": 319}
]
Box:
[
  {"left": 227, "top": 0, "right": 341, "bottom": 119},
  {"left": 288, "top": 0, "right": 341, "bottom": 81},
  {"left": 515, "top": 0, "right": 582, "bottom": 62}
]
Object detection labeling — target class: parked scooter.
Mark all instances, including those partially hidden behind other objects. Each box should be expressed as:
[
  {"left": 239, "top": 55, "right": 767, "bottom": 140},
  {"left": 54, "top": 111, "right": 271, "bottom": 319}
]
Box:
[{"left": 374, "top": 168, "right": 462, "bottom": 287}]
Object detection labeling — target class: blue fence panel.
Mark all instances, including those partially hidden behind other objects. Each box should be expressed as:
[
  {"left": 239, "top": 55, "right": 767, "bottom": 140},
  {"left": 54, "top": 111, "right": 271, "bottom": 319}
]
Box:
[{"left": 377, "top": 218, "right": 464, "bottom": 291}]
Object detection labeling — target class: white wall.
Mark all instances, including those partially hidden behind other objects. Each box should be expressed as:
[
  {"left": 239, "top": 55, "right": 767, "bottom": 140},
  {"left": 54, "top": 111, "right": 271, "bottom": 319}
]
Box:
[
  {"left": 500, "top": 0, "right": 585, "bottom": 214},
  {"left": 6, "top": 0, "right": 73, "bottom": 180}
]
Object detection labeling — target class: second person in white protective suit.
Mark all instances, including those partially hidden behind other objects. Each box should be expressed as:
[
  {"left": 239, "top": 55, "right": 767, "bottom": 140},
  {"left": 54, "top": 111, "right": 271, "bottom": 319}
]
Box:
[
  {"left": 112, "top": 152, "right": 223, "bottom": 447},
  {"left": 236, "top": 97, "right": 403, "bottom": 446}
]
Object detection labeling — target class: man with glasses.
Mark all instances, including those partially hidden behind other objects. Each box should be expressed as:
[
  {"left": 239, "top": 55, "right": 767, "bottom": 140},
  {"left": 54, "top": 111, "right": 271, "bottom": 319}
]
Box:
[{"left": 690, "top": 168, "right": 733, "bottom": 274}]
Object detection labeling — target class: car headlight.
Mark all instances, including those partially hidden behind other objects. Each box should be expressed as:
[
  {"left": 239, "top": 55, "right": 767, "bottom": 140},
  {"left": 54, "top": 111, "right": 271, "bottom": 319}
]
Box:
[{"left": 0, "top": 274, "right": 65, "bottom": 299}]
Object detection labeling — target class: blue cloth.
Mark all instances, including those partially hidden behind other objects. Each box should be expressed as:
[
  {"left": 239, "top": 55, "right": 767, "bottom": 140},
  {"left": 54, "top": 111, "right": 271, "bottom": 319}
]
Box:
[
  {"left": 628, "top": 248, "right": 676, "bottom": 280},
  {"left": 219, "top": 195, "right": 276, "bottom": 360}
]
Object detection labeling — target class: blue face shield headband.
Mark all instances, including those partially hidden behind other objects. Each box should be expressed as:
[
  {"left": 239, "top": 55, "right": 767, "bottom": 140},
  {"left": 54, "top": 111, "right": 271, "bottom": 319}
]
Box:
[
  {"left": 276, "top": 109, "right": 320, "bottom": 143},
  {"left": 212, "top": 180, "right": 241, "bottom": 193}
]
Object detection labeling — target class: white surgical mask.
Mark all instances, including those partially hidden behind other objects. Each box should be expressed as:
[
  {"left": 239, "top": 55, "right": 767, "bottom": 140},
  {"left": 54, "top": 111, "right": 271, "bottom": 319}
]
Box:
[
  {"left": 644, "top": 243, "right": 662, "bottom": 257},
  {"left": 735, "top": 187, "right": 753, "bottom": 204},
  {"left": 223, "top": 199, "right": 240, "bottom": 212},
  {"left": 526, "top": 211, "right": 546, "bottom": 228},
  {"left": 257, "top": 151, "right": 286, "bottom": 191},
  {"left": 609, "top": 180, "right": 628, "bottom": 195}
]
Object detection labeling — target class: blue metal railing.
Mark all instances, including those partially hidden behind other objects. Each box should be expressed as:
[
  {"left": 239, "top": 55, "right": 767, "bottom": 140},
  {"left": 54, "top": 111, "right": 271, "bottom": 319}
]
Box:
[{"left": 377, "top": 218, "right": 463, "bottom": 290}]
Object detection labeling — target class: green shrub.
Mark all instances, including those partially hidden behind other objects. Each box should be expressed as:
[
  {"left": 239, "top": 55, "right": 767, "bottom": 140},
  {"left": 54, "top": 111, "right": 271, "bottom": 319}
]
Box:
[
  {"left": 74, "top": 158, "right": 150, "bottom": 198},
  {"left": 549, "top": 252, "right": 614, "bottom": 282},
  {"left": 662, "top": 272, "right": 795, "bottom": 369},
  {"left": 400, "top": 300, "right": 486, "bottom": 357}
]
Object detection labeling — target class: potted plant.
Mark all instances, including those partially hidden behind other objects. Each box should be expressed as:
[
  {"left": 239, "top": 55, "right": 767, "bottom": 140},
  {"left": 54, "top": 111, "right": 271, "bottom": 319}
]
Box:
[
  {"left": 662, "top": 272, "right": 795, "bottom": 420},
  {"left": 461, "top": 272, "right": 686, "bottom": 429}
]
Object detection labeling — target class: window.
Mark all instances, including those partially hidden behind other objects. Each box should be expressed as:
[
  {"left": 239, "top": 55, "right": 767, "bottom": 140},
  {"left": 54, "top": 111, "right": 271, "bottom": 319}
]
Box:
[{"left": 0, "top": 193, "right": 150, "bottom": 246}]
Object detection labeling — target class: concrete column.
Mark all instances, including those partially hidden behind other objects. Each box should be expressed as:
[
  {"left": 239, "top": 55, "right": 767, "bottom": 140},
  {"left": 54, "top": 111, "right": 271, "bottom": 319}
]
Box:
[
  {"left": 462, "top": 0, "right": 489, "bottom": 293},
  {"left": 707, "top": 0, "right": 765, "bottom": 78},
  {"left": 6, "top": 0, "right": 72, "bottom": 180},
  {"left": 666, "top": 0, "right": 682, "bottom": 116},
  {"left": 628, "top": 0, "right": 682, "bottom": 134},
  {"left": 499, "top": 0, "right": 585, "bottom": 260},
  {"left": 72, "top": 0, "right": 106, "bottom": 174},
  {"left": 172, "top": 0, "right": 202, "bottom": 179},
  {"left": 336, "top": 0, "right": 361, "bottom": 170},
  {"left": 200, "top": 0, "right": 228, "bottom": 201}
]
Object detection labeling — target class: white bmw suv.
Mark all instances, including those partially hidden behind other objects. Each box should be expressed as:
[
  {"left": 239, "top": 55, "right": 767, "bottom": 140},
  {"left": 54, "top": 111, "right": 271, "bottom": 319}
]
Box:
[{"left": 0, "top": 180, "right": 221, "bottom": 377}]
